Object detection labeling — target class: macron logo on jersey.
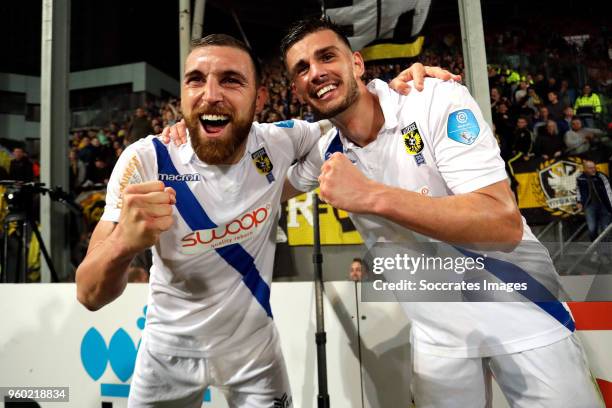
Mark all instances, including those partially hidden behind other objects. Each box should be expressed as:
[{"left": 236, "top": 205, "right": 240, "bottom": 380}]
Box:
[
  {"left": 181, "top": 204, "right": 271, "bottom": 254},
  {"left": 158, "top": 173, "right": 201, "bottom": 182}
]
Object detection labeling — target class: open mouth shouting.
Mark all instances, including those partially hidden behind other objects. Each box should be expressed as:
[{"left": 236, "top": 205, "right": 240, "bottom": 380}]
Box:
[{"left": 199, "top": 113, "right": 231, "bottom": 136}]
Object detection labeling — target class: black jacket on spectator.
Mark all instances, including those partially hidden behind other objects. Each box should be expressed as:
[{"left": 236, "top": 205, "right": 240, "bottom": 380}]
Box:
[
  {"left": 128, "top": 117, "right": 154, "bottom": 144},
  {"left": 493, "top": 112, "right": 514, "bottom": 159},
  {"left": 546, "top": 101, "right": 565, "bottom": 121},
  {"left": 576, "top": 172, "right": 612, "bottom": 212},
  {"left": 78, "top": 145, "right": 97, "bottom": 164},
  {"left": 511, "top": 128, "right": 533, "bottom": 156},
  {"left": 9, "top": 158, "right": 34, "bottom": 182},
  {"left": 557, "top": 119, "right": 571, "bottom": 136},
  {"left": 86, "top": 163, "right": 111, "bottom": 185},
  {"left": 533, "top": 79, "right": 548, "bottom": 100},
  {"left": 534, "top": 131, "right": 564, "bottom": 158}
]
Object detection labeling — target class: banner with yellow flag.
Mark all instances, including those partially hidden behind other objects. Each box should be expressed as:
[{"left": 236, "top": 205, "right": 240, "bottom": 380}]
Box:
[
  {"left": 325, "top": 0, "right": 430, "bottom": 61},
  {"left": 512, "top": 155, "right": 609, "bottom": 224},
  {"left": 285, "top": 189, "right": 363, "bottom": 246}
]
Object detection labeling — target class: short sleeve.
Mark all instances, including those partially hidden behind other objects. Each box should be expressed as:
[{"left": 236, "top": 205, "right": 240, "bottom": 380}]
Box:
[
  {"left": 428, "top": 82, "right": 508, "bottom": 194},
  {"left": 265, "top": 119, "right": 322, "bottom": 161},
  {"left": 100, "top": 144, "right": 148, "bottom": 222},
  {"left": 286, "top": 130, "right": 332, "bottom": 192}
]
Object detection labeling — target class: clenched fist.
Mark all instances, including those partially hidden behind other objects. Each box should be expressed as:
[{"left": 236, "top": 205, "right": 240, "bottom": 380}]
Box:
[
  {"left": 115, "top": 181, "right": 176, "bottom": 254},
  {"left": 318, "top": 153, "right": 378, "bottom": 214}
]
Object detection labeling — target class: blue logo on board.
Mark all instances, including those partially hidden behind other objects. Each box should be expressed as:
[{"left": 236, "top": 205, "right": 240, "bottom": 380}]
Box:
[{"left": 80, "top": 305, "right": 212, "bottom": 402}]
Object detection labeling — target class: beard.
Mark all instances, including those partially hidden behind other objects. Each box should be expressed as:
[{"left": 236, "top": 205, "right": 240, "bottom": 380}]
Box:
[
  {"left": 184, "top": 103, "right": 255, "bottom": 165},
  {"left": 309, "top": 76, "right": 360, "bottom": 120}
]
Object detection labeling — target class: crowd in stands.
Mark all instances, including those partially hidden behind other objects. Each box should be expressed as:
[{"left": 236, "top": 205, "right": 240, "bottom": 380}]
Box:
[
  {"left": 489, "top": 73, "right": 609, "bottom": 164},
  {"left": 67, "top": 100, "right": 181, "bottom": 193}
]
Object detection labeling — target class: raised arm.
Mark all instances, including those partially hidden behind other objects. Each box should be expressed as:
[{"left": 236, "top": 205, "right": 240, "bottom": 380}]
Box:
[
  {"left": 318, "top": 153, "right": 522, "bottom": 246},
  {"left": 76, "top": 181, "right": 175, "bottom": 311}
]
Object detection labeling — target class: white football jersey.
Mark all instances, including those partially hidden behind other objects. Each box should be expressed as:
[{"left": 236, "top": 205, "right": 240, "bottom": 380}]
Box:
[
  {"left": 288, "top": 79, "right": 575, "bottom": 358},
  {"left": 102, "top": 120, "right": 320, "bottom": 357}
]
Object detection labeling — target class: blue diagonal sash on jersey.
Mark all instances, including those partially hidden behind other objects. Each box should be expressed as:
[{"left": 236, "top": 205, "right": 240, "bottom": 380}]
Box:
[
  {"left": 456, "top": 246, "right": 575, "bottom": 332},
  {"left": 152, "top": 138, "right": 272, "bottom": 317},
  {"left": 324, "top": 130, "right": 342, "bottom": 160}
]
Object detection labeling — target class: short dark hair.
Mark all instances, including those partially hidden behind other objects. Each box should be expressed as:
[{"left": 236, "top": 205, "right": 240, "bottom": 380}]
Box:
[
  {"left": 351, "top": 257, "right": 369, "bottom": 274},
  {"left": 280, "top": 17, "right": 352, "bottom": 60},
  {"left": 190, "top": 34, "right": 262, "bottom": 86}
]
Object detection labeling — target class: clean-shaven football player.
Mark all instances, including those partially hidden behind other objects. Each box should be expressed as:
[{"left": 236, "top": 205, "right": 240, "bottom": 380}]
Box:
[{"left": 282, "top": 17, "right": 603, "bottom": 408}]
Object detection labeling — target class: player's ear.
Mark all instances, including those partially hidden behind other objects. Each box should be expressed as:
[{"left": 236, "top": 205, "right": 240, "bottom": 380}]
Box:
[
  {"left": 353, "top": 51, "right": 365, "bottom": 79},
  {"left": 255, "top": 86, "right": 268, "bottom": 114},
  {"left": 291, "top": 82, "right": 305, "bottom": 104}
]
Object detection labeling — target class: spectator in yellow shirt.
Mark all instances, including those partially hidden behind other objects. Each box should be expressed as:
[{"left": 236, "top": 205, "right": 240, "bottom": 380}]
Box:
[{"left": 574, "top": 84, "right": 602, "bottom": 128}]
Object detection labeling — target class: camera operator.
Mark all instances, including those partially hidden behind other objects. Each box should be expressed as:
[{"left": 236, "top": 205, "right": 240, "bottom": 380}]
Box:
[
  {"left": 9, "top": 147, "right": 34, "bottom": 182},
  {"left": 6, "top": 147, "right": 37, "bottom": 221}
]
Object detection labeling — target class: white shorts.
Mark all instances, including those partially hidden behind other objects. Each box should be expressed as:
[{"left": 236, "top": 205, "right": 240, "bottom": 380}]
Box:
[
  {"left": 412, "top": 334, "right": 604, "bottom": 408},
  {"left": 128, "top": 327, "right": 292, "bottom": 408}
]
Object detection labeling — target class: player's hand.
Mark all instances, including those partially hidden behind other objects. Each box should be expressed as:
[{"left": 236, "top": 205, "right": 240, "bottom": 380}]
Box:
[
  {"left": 160, "top": 119, "right": 188, "bottom": 146},
  {"left": 389, "top": 63, "right": 462, "bottom": 95},
  {"left": 115, "top": 181, "right": 176, "bottom": 255},
  {"left": 576, "top": 203, "right": 583, "bottom": 212},
  {"left": 318, "top": 153, "right": 377, "bottom": 214}
]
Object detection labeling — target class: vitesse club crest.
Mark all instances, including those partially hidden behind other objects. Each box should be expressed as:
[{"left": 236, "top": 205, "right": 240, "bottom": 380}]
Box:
[
  {"left": 251, "top": 147, "right": 275, "bottom": 183},
  {"left": 536, "top": 157, "right": 582, "bottom": 216},
  {"left": 402, "top": 122, "right": 426, "bottom": 165}
]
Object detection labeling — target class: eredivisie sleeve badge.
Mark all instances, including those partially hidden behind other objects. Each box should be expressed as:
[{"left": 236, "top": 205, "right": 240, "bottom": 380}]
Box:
[
  {"left": 251, "top": 147, "right": 275, "bottom": 183},
  {"left": 401, "top": 122, "right": 426, "bottom": 166}
]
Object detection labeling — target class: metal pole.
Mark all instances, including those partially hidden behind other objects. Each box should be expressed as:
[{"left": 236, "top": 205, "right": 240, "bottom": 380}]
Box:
[
  {"left": 551, "top": 222, "right": 587, "bottom": 261},
  {"left": 230, "top": 10, "right": 251, "bottom": 48},
  {"left": 536, "top": 219, "right": 559, "bottom": 241},
  {"left": 566, "top": 221, "right": 612, "bottom": 275},
  {"left": 354, "top": 281, "right": 365, "bottom": 408},
  {"left": 312, "top": 192, "right": 330, "bottom": 408},
  {"left": 557, "top": 220, "right": 564, "bottom": 258},
  {"left": 2, "top": 219, "right": 8, "bottom": 282},
  {"left": 40, "top": 0, "right": 70, "bottom": 282},
  {"left": 179, "top": 0, "right": 191, "bottom": 78},
  {"left": 457, "top": 0, "right": 492, "bottom": 126},
  {"left": 192, "top": 0, "right": 206, "bottom": 40},
  {"left": 21, "top": 221, "right": 28, "bottom": 282}
]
